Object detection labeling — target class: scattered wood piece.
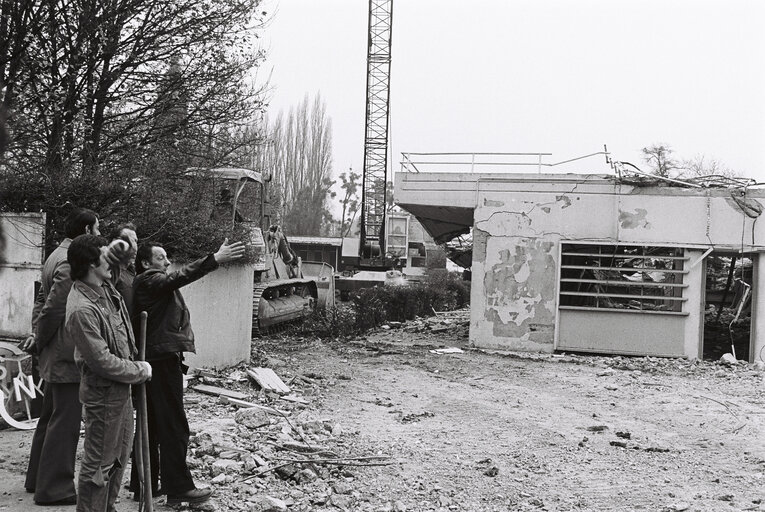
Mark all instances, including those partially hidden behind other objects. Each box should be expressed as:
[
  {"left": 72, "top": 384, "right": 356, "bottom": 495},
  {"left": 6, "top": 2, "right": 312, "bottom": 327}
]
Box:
[
  {"left": 641, "top": 381, "right": 672, "bottom": 388},
  {"left": 218, "top": 396, "right": 287, "bottom": 416},
  {"left": 247, "top": 368, "right": 291, "bottom": 394},
  {"left": 192, "top": 383, "right": 249, "bottom": 401},
  {"left": 280, "top": 394, "right": 309, "bottom": 405},
  {"left": 697, "top": 395, "right": 740, "bottom": 420},
  {"left": 295, "top": 374, "right": 320, "bottom": 385},
  {"left": 429, "top": 347, "right": 464, "bottom": 354}
]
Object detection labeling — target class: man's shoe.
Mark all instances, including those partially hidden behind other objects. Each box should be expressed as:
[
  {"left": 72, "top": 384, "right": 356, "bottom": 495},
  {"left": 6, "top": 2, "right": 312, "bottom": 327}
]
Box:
[
  {"left": 166, "top": 488, "right": 212, "bottom": 505},
  {"left": 34, "top": 495, "right": 77, "bottom": 506}
]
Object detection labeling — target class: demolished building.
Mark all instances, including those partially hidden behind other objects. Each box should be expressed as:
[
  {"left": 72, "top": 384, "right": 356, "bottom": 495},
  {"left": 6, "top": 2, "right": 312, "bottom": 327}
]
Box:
[{"left": 395, "top": 158, "right": 765, "bottom": 362}]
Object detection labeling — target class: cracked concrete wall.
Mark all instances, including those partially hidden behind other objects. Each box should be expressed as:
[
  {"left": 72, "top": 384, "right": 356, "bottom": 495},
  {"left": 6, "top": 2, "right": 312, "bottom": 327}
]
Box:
[
  {"left": 468, "top": 180, "right": 765, "bottom": 353},
  {"left": 0, "top": 214, "right": 44, "bottom": 339}
]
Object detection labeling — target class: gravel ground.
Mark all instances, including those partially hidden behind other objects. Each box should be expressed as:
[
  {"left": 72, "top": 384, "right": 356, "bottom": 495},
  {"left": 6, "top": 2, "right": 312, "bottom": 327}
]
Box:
[{"left": 2, "top": 316, "right": 765, "bottom": 511}]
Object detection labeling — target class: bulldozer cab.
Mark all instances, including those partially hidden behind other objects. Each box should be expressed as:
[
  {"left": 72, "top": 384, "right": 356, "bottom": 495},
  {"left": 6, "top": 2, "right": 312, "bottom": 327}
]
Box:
[{"left": 189, "top": 167, "right": 323, "bottom": 335}]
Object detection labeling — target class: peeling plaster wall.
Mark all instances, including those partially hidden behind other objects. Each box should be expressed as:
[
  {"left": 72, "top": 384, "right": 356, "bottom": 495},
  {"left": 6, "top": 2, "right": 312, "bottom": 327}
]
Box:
[{"left": 471, "top": 233, "right": 556, "bottom": 351}]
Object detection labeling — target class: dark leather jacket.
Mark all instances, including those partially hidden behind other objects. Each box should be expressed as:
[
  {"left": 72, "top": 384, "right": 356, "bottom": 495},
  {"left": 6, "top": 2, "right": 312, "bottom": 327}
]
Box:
[{"left": 132, "top": 254, "right": 218, "bottom": 360}]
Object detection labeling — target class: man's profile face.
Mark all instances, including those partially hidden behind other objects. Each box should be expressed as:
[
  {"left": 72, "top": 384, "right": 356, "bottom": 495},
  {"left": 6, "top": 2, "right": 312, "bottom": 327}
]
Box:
[
  {"left": 94, "top": 247, "right": 112, "bottom": 282},
  {"left": 148, "top": 246, "right": 171, "bottom": 271},
  {"left": 87, "top": 218, "right": 101, "bottom": 236}
]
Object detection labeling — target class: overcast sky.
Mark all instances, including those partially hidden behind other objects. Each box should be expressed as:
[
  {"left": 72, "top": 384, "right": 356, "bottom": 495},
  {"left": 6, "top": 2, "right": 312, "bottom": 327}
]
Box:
[{"left": 259, "top": 0, "right": 765, "bottom": 188}]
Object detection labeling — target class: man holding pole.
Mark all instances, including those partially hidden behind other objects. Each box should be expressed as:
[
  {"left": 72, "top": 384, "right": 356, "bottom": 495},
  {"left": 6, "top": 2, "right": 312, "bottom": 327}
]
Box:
[
  {"left": 65, "top": 234, "right": 152, "bottom": 511},
  {"left": 130, "top": 238, "right": 244, "bottom": 504}
]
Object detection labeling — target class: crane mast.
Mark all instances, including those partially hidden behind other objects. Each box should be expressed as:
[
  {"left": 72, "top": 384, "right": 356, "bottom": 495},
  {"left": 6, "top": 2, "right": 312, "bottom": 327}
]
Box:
[{"left": 359, "top": 0, "right": 393, "bottom": 262}]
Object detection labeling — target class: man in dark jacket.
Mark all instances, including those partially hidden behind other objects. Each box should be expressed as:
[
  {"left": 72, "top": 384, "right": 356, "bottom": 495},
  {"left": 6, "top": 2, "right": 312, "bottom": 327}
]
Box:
[
  {"left": 130, "top": 238, "right": 244, "bottom": 504},
  {"left": 109, "top": 223, "right": 138, "bottom": 315},
  {"left": 65, "top": 234, "right": 152, "bottom": 512},
  {"left": 21, "top": 208, "right": 100, "bottom": 506}
]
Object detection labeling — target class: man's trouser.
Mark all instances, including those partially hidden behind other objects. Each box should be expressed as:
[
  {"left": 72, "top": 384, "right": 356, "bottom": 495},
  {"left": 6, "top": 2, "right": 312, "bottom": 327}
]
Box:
[
  {"left": 24, "top": 382, "right": 81, "bottom": 503},
  {"left": 77, "top": 382, "right": 133, "bottom": 512},
  {"left": 129, "top": 356, "right": 194, "bottom": 495}
]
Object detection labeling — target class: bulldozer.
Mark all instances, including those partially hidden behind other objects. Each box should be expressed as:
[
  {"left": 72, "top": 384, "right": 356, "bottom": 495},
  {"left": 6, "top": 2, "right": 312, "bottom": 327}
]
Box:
[{"left": 194, "top": 167, "right": 324, "bottom": 336}]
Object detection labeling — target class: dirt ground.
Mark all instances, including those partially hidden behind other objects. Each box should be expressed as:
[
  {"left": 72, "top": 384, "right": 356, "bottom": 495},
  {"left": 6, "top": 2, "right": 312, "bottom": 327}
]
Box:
[{"left": 2, "top": 317, "right": 765, "bottom": 511}]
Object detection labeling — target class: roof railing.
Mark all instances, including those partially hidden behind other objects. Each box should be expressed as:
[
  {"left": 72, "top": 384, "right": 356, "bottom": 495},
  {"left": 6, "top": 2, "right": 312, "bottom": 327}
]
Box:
[{"left": 400, "top": 151, "right": 609, "bottom": 174}]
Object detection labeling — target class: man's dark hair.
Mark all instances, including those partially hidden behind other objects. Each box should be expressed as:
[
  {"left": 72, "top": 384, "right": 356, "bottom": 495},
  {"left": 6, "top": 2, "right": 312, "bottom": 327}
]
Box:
[
  {"left": 64, "top": 208, "right": 99, "bottom": 239},
  {"left": 136, "top": 242, "right": 162, "bottom": 274},
  {"left": 68, "top": 234, "right": 108, "bottom": 281},
  {"left": 112, "top": 222, "right": 137, "bottom": 243}
]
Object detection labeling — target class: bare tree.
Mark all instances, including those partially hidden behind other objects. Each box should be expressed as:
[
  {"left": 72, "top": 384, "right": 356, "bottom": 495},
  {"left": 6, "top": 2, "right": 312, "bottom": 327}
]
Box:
[
  {"left": 0, "top": 0, "right": 269, "bottom": 255},
  {"left": 641, "top": 144, "right": 680, "bottom": 178},
  {"left": 338, "top": 168, "right": 361, "bottom": 238},
  {"left": 680, "top": 154, "right": 739, "bottom": 179},
  {"left": 256, "top": 93, "right": 335, "bottom": 236}
]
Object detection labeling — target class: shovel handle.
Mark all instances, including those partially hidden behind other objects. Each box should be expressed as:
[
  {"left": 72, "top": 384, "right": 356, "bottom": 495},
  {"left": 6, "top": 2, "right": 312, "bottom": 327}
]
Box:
[{"left": 137, "top": 311, "right": 153, "bottom": 511}]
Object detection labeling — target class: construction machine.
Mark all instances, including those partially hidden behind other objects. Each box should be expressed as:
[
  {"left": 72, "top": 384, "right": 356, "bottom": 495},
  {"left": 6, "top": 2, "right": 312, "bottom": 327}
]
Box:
[
  {"left": 335, "top": 0, "right": 398, "bottom": 298},
  {"left": 192, "top": 167, "right": 321, "bottom": 336}
]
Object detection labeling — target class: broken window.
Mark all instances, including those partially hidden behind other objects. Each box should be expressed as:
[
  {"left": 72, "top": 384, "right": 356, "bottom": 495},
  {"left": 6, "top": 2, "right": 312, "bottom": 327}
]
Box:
[{"left": 559, "top": 243, "right": 687, "bottom": 313}]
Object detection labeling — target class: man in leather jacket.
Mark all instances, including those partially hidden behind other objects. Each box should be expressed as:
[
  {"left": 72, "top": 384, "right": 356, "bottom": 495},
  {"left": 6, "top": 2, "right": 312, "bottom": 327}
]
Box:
[{"left": 129, "top": 238, "right": 244, "bottom": 505}]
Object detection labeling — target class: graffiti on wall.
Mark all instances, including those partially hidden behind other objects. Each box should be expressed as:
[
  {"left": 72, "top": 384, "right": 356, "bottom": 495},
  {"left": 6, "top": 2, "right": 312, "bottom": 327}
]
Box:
[{"left": 0, "top": 342, "right": 42, "bottom": 430}]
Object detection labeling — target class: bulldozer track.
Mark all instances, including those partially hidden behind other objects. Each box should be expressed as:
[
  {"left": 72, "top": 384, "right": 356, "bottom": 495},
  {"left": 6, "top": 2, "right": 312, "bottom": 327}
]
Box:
[{"left": 252, "top": 278, "right": 318, "bottom": 338}]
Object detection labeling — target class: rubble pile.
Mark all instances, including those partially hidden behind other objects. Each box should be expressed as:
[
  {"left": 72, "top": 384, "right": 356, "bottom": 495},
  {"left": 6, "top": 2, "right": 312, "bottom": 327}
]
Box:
[
  {"left": 380, "top": 309, "right": 470, "bottom": 335},
  {"left": 175, "top": 366, "right": 396, "bottom": 511}
]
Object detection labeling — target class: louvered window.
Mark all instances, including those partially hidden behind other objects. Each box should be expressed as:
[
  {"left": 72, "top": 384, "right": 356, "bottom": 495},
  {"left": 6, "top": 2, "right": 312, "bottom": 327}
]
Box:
[{"left": 559, "top": 243, "right": 687, "bottom": 313}]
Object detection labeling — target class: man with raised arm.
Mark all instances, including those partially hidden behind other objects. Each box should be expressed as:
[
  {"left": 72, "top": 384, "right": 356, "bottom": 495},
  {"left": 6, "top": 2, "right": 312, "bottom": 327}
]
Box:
[{"left": 129, "top": 239, "right": 245, "bottom": 505}]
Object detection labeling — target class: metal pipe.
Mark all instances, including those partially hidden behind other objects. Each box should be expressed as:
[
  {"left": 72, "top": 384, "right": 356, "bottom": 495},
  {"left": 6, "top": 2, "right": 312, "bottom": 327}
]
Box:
[{"left": 136, "top": 311, "right": 153, "bottom": 511}]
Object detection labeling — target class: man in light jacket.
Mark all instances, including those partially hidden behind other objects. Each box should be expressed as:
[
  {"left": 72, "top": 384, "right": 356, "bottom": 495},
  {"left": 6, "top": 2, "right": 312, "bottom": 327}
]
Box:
[
  {"left": 21, "top": 208, "right": 100, "bottom": 506},
  {"left": 65, "top": 234, "right": 152, "bottom": 511}
]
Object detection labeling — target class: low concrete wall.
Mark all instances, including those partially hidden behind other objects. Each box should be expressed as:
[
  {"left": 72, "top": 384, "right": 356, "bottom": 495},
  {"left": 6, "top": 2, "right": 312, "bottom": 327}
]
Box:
[
  {"left": 0, "top": 213, "right": 44, "bottom": 339},
  {"left": 173, "top": 262, "right": 253, "bottom": 370}
]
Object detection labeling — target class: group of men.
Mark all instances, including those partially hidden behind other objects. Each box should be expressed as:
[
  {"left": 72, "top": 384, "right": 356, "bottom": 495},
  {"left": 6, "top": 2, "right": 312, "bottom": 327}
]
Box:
[{"left": 21, "top": 207, "right": 245, "bottom": 511}]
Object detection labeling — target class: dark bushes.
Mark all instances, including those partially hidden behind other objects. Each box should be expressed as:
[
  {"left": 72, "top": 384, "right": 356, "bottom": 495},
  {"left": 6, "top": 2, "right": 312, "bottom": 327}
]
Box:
[{"left": 298, "top": 271, "right": 470, "bottom": 338}]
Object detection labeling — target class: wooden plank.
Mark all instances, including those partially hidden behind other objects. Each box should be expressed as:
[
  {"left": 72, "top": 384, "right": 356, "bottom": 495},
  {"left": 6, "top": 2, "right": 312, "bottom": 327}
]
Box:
[
  {"left": 246, "top": 368, "right": 291, "bottom": 394},
  {"left": 280, "top": 394, "right": 309, "bottom": 405},
  {"left": 218, "top": 396, "right": 287, "bottom": 416},
  {"left": 192, "top": 384, "right": 249, "bottom": 401}
]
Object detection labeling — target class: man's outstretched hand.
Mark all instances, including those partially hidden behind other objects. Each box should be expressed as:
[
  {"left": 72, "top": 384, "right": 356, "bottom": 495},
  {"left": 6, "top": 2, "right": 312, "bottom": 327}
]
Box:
[{"left": 213, "top": 238, "right": 246, "bottom": 264}]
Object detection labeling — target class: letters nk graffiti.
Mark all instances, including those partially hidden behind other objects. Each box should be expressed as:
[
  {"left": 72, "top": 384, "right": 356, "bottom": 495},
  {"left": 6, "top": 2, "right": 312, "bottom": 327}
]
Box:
[{"left": 0, "top": 343, "right": 43, "bottom": 430}]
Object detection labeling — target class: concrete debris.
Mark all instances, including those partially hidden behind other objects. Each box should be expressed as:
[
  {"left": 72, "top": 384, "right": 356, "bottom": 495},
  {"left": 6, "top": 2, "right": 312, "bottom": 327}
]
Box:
[
  {"left": 720, "top": 353, "right": 738, "bottom": 365},
  {"left": 235, "top": 407, "right": 271, "bottom": 429},
  {"left": 483, "top": 465, "right": 499, "bottom": 477},
  {"left": 248, "top": 496, "right": 288, "bottom": 512}
]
